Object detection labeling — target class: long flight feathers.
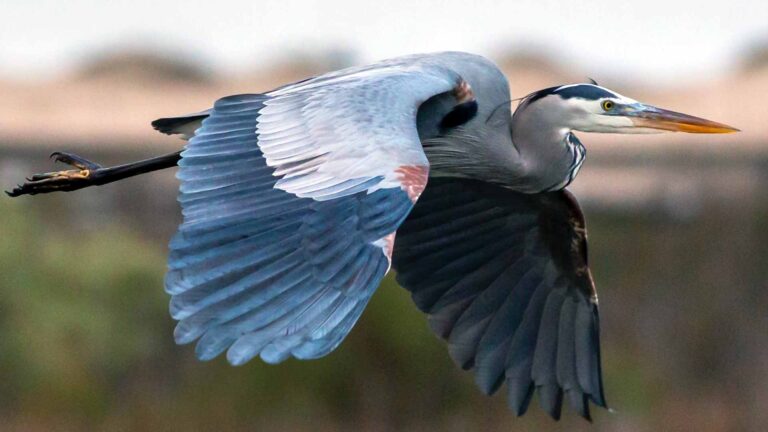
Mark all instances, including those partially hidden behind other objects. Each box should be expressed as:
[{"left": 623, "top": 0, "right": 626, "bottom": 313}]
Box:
[
  {"left": 162, "top": 59, "right": 480, "bottom": 366},
  {"left": 393, "top": 178, "right": 606, "bottom": 421}
]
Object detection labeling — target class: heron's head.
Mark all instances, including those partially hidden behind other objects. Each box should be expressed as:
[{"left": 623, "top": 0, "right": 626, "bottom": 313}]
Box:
[{"left": 517, "top": 83, "right": 738, "bottom": 134}]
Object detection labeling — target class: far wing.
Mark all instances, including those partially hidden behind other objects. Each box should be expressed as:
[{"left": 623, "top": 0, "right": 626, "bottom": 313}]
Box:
[
  {"left": 393, "top": 178, "right": 606, "bottom": 421},
  {"left": 165, "top": 62, "right": 475, "bottom": 366}
]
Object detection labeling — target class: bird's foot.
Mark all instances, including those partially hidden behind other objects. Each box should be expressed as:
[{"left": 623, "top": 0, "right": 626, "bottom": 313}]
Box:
[{"left": 6, "top": 152, "right": 104, "bottom": 197}]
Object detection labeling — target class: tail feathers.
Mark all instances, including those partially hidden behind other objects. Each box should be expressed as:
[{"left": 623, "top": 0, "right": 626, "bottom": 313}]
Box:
[{"left": 152, "top": 110, "right": 211, "bottom": 139}]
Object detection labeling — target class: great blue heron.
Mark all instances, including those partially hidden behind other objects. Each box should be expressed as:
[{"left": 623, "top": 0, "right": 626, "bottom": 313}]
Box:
[{"left": 7, "top": 51, "right": 738, "bottom": 421}]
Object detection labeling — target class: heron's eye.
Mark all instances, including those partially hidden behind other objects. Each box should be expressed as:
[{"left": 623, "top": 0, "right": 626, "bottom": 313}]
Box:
[{"left": 601, "top": 100, "right": 615, "bottom": 111}]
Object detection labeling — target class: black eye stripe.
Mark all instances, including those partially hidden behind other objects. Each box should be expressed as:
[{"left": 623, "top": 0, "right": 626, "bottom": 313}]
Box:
[{"left": 556, "top": 85, "right": 617, "bottom": 101}]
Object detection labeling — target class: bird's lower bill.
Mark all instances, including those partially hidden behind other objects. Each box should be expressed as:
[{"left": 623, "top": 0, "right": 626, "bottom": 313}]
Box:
[{"left": 629, "top": 107, "right": 739, "bottom": 133}]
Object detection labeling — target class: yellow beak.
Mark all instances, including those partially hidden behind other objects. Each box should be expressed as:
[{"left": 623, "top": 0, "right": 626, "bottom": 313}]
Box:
[{"left": 629, "top": 106, "right": 739, "bottom": 134}]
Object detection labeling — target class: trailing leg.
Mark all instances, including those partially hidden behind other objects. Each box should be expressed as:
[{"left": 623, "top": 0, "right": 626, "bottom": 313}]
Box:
[{"left": 6, "top": 151, "right": 182, "bottom": 197}]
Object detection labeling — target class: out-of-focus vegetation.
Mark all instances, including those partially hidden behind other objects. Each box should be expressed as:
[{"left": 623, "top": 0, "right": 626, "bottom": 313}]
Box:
[
  {"left": 2, "top": 177, "right": 768, "bottom": 431},
  {"left": 75, "top": 50, "right": 213, "bottom": 84},
  {"left": 0, "top": 199, "right": 511, "bottom": 431}
]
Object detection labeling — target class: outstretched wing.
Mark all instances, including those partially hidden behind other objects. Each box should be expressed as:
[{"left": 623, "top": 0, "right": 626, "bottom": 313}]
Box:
[
  {"left": 164, "top": 61, "right": 475, "bottom": 366},
  {"left": 393, "top": 178, "right": 606, "bottom": 421}
]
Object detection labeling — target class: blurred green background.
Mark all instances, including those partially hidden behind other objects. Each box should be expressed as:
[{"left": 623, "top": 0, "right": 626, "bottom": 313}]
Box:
[
  {"left": 3, "top": 165, "right": 768, "bottom": 432},
  {"left": 1, "top": 1, "right": 768, "bottom": 431}
]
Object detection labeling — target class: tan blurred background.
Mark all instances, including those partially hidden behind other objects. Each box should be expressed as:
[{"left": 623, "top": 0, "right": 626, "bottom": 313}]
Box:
[{"left": 1, "top": 1, "right": 767, "bottom": 431}]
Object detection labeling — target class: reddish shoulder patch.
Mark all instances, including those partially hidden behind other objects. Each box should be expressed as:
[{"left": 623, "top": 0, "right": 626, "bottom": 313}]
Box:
[
  {"left": 453, "top": 79, "right": 475, "bottom": 103},
  {"left": 395, "top": 165, "right": 429, "bottom": 203}
]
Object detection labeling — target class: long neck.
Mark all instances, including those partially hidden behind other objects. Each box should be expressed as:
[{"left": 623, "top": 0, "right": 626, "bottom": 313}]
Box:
[
  {"left": 510, "top": 102, "right": 584, "bottom": 192},
  {"left": 421, "top": 99, "right": 585, "bottom": 192}
]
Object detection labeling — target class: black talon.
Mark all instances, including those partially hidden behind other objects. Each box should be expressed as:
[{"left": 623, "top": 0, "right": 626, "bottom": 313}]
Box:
[{"left": 50, "top": 151, "right": 102, "bottom": 171}]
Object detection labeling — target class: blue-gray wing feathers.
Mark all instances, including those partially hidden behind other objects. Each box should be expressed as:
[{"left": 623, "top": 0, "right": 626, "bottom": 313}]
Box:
[
  {"left": 392, "top": 178, "right": 605, "bottom": 421},
  {"left": 166, "top": 94, "right": 414, "bottom": 365},
  {"left": 162, "top": 56, "right": 488, "bottom": 366}
]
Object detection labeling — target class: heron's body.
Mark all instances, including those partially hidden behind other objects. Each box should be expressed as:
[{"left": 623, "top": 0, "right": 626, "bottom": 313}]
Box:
[{"left": 8, "top": 51, "right": 737, "bottom": 421}]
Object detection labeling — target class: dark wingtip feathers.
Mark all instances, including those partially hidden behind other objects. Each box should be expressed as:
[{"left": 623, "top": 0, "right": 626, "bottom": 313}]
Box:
[
  {"left": 507, "top": 378, "right": 535, "bottom": 416},
  {"left": 393, "top": 181, "right": 607, "bottom": 422},
  {"left": 569, "top": 391, "right": 593, "bottom": 422},
  {"left": 538, "top": 384, "right": 564, "bottom": 420}
]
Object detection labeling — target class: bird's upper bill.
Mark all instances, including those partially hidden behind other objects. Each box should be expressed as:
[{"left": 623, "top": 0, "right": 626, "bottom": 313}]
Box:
[{"left": 624, "top": 104, "right": 740, "bottom": 134}]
